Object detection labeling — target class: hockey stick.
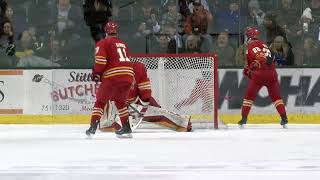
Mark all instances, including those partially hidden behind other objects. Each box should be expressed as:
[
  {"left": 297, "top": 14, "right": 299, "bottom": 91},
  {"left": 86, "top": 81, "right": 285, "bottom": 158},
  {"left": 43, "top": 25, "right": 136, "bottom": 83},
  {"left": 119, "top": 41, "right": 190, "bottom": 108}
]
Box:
[{"left": 128, "top": 104, "right": 144, "bottom": 131}]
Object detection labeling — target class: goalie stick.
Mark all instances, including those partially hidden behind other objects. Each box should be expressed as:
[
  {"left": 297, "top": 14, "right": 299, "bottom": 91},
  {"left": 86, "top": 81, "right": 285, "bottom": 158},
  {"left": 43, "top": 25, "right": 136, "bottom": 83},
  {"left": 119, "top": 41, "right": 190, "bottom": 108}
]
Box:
[{"left": 127, "top": 104, "right": 144, "bottom": 131}]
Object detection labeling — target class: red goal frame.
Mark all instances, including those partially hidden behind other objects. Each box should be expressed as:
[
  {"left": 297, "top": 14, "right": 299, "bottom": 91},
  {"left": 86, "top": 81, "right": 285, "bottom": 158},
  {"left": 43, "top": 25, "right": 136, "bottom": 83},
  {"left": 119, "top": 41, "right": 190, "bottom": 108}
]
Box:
[{"left": 130, "top": 53, "right": 219, "bottom": 129}]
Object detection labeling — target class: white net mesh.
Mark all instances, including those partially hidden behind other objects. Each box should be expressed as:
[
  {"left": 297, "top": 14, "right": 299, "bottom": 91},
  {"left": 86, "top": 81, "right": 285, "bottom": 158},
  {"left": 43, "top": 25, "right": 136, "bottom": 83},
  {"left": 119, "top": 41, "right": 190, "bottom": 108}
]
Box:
[{"left": 131, "top": 54, "right": 219, "bottom": 129}]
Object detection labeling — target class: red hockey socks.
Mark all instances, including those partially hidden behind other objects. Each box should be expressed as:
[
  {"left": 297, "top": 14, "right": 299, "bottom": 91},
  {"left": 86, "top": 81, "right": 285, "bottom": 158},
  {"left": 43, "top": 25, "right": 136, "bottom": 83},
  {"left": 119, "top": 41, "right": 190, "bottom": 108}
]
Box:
[
  {"left": 91, "top": 101, "right": 105, "bottom": 124},
  {"left": 241, "top": 99, "right": 253, "bottom": 117},
  {"left": 117, "top": 107, "right": 129, "bottom": 125},
  {"left": 274, "top": 99, "right": 286, "bottom": 117},
  {"left": 114, "top": 101, "right": 129, "bottom": 126}
]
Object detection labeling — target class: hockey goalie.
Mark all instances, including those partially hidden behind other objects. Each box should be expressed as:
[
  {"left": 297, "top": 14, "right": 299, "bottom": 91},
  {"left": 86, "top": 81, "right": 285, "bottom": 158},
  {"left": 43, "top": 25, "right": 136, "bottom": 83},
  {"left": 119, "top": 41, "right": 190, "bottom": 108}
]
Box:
[{"left": 99, "top": 61, "right": 192, "bottom": 132}]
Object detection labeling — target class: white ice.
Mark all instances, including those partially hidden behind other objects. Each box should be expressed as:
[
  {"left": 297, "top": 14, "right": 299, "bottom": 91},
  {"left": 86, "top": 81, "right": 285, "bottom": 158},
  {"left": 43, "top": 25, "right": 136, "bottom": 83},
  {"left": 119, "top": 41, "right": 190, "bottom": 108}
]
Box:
[{"left": 0, "top": 124, "right": 320, "bottom": 180}]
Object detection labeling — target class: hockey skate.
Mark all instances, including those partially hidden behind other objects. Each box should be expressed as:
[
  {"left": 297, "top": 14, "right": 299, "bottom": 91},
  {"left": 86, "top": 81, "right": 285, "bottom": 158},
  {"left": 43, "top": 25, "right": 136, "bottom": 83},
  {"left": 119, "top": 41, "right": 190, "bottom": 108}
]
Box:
[
  {"left": 238, "top": 118, "right": 247, "bottom": 129},
  {"left": 115, "top": 121, "right": 132, "bottom": 138},
  {"left": 85, "top": 120, "right": 100, "bottom": 138},
  {"left": 280, "top": 118, "right": 288, "bottom": 129}
]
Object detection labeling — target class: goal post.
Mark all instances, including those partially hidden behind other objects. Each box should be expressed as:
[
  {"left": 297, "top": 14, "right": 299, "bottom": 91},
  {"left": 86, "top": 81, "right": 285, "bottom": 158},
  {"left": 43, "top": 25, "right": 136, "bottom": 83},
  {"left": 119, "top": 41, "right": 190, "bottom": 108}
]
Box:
[{"left": 130, "top": 53, "right": 221, "bottom": 129}]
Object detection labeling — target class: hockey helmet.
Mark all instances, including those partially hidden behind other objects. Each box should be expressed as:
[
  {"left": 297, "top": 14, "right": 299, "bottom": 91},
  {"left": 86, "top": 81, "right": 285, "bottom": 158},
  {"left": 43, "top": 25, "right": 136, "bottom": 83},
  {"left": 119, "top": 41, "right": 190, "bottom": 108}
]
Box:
[
  {"left": 104, "top": 21, "right": 119, "bottom": 35},
  {"left": 245, "top": 27, "right": 260, "bottom": 39}
]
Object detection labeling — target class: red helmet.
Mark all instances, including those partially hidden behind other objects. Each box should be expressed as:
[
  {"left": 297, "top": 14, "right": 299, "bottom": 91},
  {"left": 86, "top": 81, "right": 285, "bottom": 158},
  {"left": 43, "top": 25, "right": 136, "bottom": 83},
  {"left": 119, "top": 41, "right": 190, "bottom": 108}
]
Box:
[
  {"left": 104, "top": 21, "right": 119, "bottom": 35},
  {"left": 245, "top": 27, "right": 260, "bottom": 39}
]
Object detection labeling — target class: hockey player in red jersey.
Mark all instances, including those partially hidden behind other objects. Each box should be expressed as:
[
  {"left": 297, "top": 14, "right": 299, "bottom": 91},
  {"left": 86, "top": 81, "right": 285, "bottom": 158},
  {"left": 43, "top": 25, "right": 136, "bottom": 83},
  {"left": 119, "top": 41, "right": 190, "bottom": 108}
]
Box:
[
  {"left": 238, "top": 27, "right": 288, "bottom": 128},
  {"left": 100, "top": 61, "right": 192, "bottom": 132},
  {"left": 127, "top": 62, "right": 160, "bottom": 108},
  {"left": 86, "top": 21, "right": 135, "bottom": 138}
]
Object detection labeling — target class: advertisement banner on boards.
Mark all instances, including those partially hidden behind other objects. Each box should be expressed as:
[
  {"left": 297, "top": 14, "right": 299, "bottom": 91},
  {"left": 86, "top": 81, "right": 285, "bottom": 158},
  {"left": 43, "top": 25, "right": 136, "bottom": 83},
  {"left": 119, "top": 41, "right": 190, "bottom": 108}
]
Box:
[
  {"left": 23, "top": 69, "right": 99, "bottom": 115},
  {"left": 23, "top": 70, "right": 53, "bottom": 114},
  {"left": 51, "top": 69, "right": 99, "bottom": 114},
  {"left": 8, "top": 68, "right": 320, "bottom": 116},
  {"left": 218, "top": 69, "right": 320, "bottom": 114},
  {"left": 0, "top": 70, "right": 24, "bottom": 114}
]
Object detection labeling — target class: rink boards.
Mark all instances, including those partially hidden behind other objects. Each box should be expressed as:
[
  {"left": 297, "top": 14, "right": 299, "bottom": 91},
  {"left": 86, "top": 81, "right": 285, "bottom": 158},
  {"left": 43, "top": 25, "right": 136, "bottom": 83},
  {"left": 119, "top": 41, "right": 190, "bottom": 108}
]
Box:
[{"left": 0, "top": 69, "right": 319, "bottom": 124}]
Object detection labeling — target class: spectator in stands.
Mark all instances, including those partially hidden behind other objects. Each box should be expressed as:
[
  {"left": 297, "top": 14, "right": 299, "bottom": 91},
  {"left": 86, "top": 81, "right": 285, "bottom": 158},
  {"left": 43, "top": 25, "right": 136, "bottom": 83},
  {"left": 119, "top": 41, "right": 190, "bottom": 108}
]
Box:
[
  {"left": 207, "top": 0, "right": 221, "bottom": 15},
  {"left": 47, "top": 0, "right": 83, "bottom": 39},
  {"left": 245, "top": 0, "right": 265, "bottom": 27},
  {"left": 295, "top": 36, "right": 320, "bottom": 66},
  {"left": 184, "top": 0, "right": 213, "bottom": 49},
  {"left": 135, "top": 0, "right": 154, "bottom": 23},
  {"left": 132, "top": 21, "right": 151, "bottom": 53},
  {"left": 185, "top": 0, "right": 213, "bottom": 35},
  {"left": 184, "top": 34, "right": 201, "bottom": 53},
  {"left": 235, "top": 43, "right": 247, "bottom": 66},
  {"left": 274, "top": 0, "right": 299, "bottom": 45},
  {"left": 0, "top": 0, "right": 7, "bottom": 21},
  {"left": 135, "top": 21, "right": 152, "bottom": 38},
  {"left": 188, "top": 0, "right": 210, "bottom": 14},
  {"left": 163, "top": 24, "right": 185, "bottom": 53},
  {"left": 161, "top": 0, "right": 181, "bottom": 28},
  {"left": 27, "top": 1, "right": 51, "bottom": 38},
  {"left": 235, "top": 28, "right": 250, "bottom": 66},
  {"left": 4, "top": 5, "right": 26, "bottom": 38},
  {"left": 0, "top": 19, "right": 15, "bottom": 68},
  {"left": 147, "top": 9, "right": 161, "bottom": 34},
  {"left": 111, "top": 0, "right": 136, "bottom": 44},
  {"left": 150, "top": 34, "right": 170, "bottom": 53},
  {"left": 15, "top": 30, "right": 59, "bottom": 68},
  {"left": 46, "top": 37, "right": 69, "bottom": 67},
  {"left": 296, "top": 6, "right": 319, "bottom": 43},
  {"left": 308, "top": 0, "right": 320, "bottom": 24},
  {"left": 270, "top": 35, "right": 294, "bottom": 66},
  {"left": 14, "top": 30, "right": 36, "bottom": 62},
  {"left": 177, "top": 0, "right": 191, "bottom": 17},
  {"left": 263, "top": 13, "right": 287, "bottom": 45},
  {"left": 215, "top": 0, "right": 245, "bottom": 34},
  {"left": 0, "top": 19, "right": 13, "bottom": 45},
  {"left": 212, "top": 31, "right": 235, "bottom": 66},
  {"left": 25, "top": 25, "right": 45, "bottom": 54},
  {"left": 184, "top": 27, "right": 212, "bottom": 53},
  {"left": 131, "top": 1, "right": 158, "bottom": 53}
]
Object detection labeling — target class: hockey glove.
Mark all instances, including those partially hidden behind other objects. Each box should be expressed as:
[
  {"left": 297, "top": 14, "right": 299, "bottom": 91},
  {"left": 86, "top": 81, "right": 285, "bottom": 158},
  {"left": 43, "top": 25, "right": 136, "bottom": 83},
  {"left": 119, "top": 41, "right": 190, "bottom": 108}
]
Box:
[
  {"left": 250, "top": 60, "right": 261, "bottom": 70},
  {"left": 266, "top": 53, "right": 275, "bottom": 65},
  {"left": 91, "top": 72, "right": 101, "bottom": 82},
  {"left": 243, "top": 65, "right": 252, "bottom": 79}
]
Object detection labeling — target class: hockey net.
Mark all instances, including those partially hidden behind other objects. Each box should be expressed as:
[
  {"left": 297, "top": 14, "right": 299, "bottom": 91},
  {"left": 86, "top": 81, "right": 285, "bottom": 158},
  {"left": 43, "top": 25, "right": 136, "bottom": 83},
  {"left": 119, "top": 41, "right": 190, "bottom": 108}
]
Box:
[{"left": 129, "top": 53, "right": 222, "bottom": 129}]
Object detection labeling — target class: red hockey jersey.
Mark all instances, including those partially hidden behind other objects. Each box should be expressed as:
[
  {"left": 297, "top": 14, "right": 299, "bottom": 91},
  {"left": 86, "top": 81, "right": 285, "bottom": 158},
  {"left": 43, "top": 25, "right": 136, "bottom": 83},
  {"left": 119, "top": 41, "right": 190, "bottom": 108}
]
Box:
[
  {"left": 245, "top": 39, "right": 278, "bottom": 82},
  {"left": 246, "top": 39, "right": 275, "bottom": 71},
  {"left": 127, "top": 62, "right": 151, "bottom": 104},
  {"left": 94, "top": 37, "right": 134, "bottom": 81}
]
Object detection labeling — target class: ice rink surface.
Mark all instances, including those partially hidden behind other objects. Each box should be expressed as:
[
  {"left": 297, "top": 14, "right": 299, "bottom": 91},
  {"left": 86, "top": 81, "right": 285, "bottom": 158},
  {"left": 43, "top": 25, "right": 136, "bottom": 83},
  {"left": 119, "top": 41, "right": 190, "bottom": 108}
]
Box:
[{"left": 0, "top": 124, "right": 320, "bottom": 180}]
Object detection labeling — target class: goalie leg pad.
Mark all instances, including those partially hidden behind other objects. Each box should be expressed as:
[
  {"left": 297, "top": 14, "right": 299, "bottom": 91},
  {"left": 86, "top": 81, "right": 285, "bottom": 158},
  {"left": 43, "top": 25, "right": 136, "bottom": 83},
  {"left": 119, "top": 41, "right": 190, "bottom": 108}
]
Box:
[{"left": 143, "top": 106, "right": 191, "bottom": 132}]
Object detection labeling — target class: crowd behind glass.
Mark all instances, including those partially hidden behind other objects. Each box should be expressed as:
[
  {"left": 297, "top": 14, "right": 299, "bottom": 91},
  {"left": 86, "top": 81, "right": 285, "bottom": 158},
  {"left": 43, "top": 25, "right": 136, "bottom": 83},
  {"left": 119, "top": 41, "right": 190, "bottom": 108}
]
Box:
[{"left": 0, "top": 0, "right": 319, "bottom": 68}]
